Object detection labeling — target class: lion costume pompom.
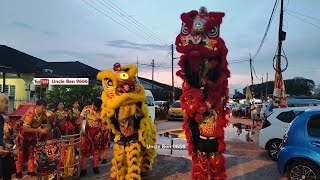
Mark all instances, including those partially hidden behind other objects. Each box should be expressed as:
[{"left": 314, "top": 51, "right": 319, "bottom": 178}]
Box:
[
  {"left": 175, "top": 7, "right": 230, "bottom": 180},
  {"left": 97, "top": 63, "right": 157, "bottom": 180}
]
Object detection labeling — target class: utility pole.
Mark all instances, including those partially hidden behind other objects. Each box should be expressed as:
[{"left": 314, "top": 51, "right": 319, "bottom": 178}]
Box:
[
  {"left": 152, "top": 59, "right": 154, "bottom": 91},
  {"left": 171, "top": 44, "right": 175, "bottom": 102},
  {"left": 261, "top": 74, "right": 264, "bottom": 100},
  {"left": 137, "top": 56, "right": 139, "bottom": 77},
  {"left": 266, "top": 73, "right": 268, "bottom": 99},
  {"left": 277, "top": 0, "right": 285, "bottom": 73},
  {"left": 249, "top": 54, "right": 254, "bottom": 87},
  {"left": 273, "top": 0, "right": 286, "bottom": 107},
  {"left": 248, "top": 53, "right": 254, "bottom": 102}
]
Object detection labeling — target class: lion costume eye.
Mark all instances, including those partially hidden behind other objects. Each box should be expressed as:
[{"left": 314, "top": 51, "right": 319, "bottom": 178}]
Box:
[
  {"left": 181, "top": 22, "right": 189, "bottom": 35},
  {"left": 104, "top": 78, "right": 114, "bottom": 88},
  {"left": 208, "top": 26, "right": 219, "bottom": 38},
  {"left": 119, "top": 72, "right": 129, "bottom": 80}
]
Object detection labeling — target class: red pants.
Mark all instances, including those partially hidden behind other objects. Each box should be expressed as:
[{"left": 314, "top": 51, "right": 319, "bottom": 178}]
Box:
[
  {"left": 16, "top": 139, "right": 36, "bottom": 173},
  {"left": 101, "top": 130, "right": 110, "bottom": 159},
  {"left": 102, "top": 142, "right": 109, "bottom": 159},
  {"left": 80, "top": 127, "right": 101, "bottom": 170}
]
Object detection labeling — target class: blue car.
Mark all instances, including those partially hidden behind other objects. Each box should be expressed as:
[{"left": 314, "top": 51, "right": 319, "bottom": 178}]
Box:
[{"left": 278, "top": 109, "right": 320, "bottom": 179}]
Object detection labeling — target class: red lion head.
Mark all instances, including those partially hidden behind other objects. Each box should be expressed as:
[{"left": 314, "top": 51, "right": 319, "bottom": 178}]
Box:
[
  {"left": 175, "top": 7, "right": 225, "bottom": 56},
  {"left": 175, "top": 7, "right": 230, "bottom": 89}
]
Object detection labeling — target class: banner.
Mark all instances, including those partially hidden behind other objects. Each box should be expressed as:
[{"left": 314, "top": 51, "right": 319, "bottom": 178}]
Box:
[
  {"left": 273, "top": 61, "right": 287, "bottom": 108},
  {"left": 245, "top": 86, "right": 253, "bottom": 104}
]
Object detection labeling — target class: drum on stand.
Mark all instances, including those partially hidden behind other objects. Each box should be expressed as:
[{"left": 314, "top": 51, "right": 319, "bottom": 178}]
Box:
[{"left": 60, "top": 133, "right": 82, "bottom": 179}]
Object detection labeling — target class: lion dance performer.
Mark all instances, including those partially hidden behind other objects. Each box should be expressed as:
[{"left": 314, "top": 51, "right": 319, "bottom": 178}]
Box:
[
  {"left": 15, "top": 99, "right": 50, "bottom": 179},
  {"left": 80, "top": 99, "right": 103, "bottom": 176},
  {"left": 97, "top": 63, "right": 157, "bottom": 180},
  {"left": 175, "top": 7, "right": 231, "bottom": 180},
  {"left": 68, "top": 100, "right": 81, "bottom": 134}
]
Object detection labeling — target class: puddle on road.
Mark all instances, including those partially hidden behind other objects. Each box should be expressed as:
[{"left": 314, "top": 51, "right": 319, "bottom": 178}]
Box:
[
  {"left": 156, "top": 123, "right": 255, "bottom": 157},
  {"left": 158, "top": 123, "right": 255, "bottom": 143}
]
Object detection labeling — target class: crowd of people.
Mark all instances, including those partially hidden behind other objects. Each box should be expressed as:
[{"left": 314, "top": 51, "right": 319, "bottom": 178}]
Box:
[{"left": 0, "top": 93, "right": 111, "bottom": 180}]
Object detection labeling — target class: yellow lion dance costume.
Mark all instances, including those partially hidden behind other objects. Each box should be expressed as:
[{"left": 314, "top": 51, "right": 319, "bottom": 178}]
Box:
[{"left": 97, "top": 63, "right": 157, "bottom": 180}]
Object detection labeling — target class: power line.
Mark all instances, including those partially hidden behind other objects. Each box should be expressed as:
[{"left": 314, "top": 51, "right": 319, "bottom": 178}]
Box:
[
  {"left": 158, "top": 51, "right": 171, "bottom": 65},
  {"left": 252, "top": 0, "right": 279, "bottom": 60},
  {"left": 82, "top": 0, "right": 169, "bottom": 51},
  {"left": 252, "top": 63, "right": 261, "bottom": 80},
  {"left": 104, "top": 0, "right": 170, "bottom": 45},
  {"left": 99, "top": 0, "right": 169, "bottom": 46},
  {"left": 229, "top": 59, "right": 250, "bottom": 64},
  {"left": 285, "top": 11, "right": 320, "bottom": 30},
  {"left": 286, "top": 9, "right": 320, "bottom": 22}
]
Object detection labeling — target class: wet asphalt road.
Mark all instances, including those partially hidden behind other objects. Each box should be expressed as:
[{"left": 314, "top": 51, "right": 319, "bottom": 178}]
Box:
[{"left": 12, "top": 117, "right": 287, "bottom": 180}]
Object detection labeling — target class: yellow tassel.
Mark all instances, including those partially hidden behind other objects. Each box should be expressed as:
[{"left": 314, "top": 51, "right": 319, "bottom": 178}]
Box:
[
  {"left": 111, "top": 144, "right": 126, "bottom": 180},
  {"left": 125, "top": 143, "right": 141, "bottom": 180}
]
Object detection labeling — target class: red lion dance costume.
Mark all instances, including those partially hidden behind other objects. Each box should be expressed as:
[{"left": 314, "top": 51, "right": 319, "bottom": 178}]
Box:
[{"left": 175, "top": 7, "right": 230, "bottom": 180}]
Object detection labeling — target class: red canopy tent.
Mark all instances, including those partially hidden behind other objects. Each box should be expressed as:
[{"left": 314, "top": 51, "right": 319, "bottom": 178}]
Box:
[{"left": 6, "top": 103, "right": 36, "bottom": 127}]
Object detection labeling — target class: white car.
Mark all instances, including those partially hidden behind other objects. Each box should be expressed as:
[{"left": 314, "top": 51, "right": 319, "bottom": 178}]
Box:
[
  {"left": 145, "top": 90, "right": 155, "bottom": 123},
  {"left": 259, "top": 106, "right": 320, "bottom": 161}
]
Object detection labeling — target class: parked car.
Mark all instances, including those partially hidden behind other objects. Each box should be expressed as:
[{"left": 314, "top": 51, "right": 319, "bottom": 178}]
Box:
[
  {"left": 262, "top": 98, "right": 320, "bottom": 118},
  {"left": 155, "top": 101, "right": 166, "bottom": 112},
  {"left": 278, "top": 109, "right": 320, "bottom": 180},
  {"left": 259, "top": 106, "right": 320, "bottom": 161},
  {"left": 232, "top": 103, "right": 249, "bottom": 117},
  {"left": 168, "top": 100, "right": 184, "bottom": 121},
  {"left": 145, "top": 90, "right": 155, "bottom": 123}
]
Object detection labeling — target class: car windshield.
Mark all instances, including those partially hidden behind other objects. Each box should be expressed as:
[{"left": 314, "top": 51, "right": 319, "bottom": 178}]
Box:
[
  {"left": 171, "top": 102, "right": 181, "bottom": 108},
  {"left": 155, "top": 101, "right": 163, "bottom": 105},
  {"left": 145, "top": 96, "right": 154, "bottom": 106},
  {"left": 240, "top": 104, "right": 248, "bottom": 108}
]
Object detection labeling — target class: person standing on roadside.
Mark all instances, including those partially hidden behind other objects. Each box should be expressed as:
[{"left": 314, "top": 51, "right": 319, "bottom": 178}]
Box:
[{"left": 0, "top": 93, "right": 11, "bottom": 180}]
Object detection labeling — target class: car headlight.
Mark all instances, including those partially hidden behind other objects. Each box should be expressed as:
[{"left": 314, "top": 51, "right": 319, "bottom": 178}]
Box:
[{"left": 282, "top": 134, "right": 288, "bottom": 144}]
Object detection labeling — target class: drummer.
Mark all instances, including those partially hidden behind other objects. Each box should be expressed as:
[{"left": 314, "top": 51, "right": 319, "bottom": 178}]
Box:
[
  {"left": 15, "top": 99, "right": 50, "bottom": 179},
  {"left": 54, "top": 102, "right": 74, "bottom": 136},
  {"left": 79, "top": 99, "right": 102, "bottom": 176}
]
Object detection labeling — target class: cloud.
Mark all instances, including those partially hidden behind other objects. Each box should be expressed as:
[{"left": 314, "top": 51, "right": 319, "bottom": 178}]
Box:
[
  {"left": 11, "top": 21, "right": 59, "bottom": 37},
  {"left": 42, "top": 30, "right": 59, "bottom": 36},
  {"left": 41, "top": 50, "right": 117, "bottom": 60},
  {"left": 106, "top": 40, "right": 170, "bottom": 51},
  {"left": 11, "top": 21, "right": 34, "bottom": 30}
]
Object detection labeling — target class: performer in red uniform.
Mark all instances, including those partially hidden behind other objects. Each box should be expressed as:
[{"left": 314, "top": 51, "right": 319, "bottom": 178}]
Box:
[
  {"left": 15, "top": 99, "right": 49, "bottom": 179},
  {"left": 68, "top": 100, "right": 81, "bottom": 155},
  {"left": 80, "top": 99, "right": 102, "bottom": 176},
  {"left": 54, "top": 102, "right": 74, "bottom": 136},
  {"left": 68, "top": 101, "right": 81, "bottom": 134}
]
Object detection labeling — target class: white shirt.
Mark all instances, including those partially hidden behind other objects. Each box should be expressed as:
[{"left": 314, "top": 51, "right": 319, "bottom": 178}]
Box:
[{"left": 251, "top": 105, "right": 257, "bottom": 114}]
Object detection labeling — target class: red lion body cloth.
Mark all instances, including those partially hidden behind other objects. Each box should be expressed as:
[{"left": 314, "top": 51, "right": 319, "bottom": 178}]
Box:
[{"left": 175, "top": 7, "right": 230, "bottom": 180}]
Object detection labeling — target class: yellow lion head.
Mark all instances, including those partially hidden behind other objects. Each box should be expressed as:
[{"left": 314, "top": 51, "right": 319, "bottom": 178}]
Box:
[
  {"left": 97, "top": 63, "right": 156, "bottom": 148},
  {"left": 97, "top": 63, "right": 146, "bottom": 109}
]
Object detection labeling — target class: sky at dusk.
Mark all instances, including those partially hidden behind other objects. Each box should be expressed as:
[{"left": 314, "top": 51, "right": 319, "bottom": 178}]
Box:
[{"left": 1, "top": 0, "right": 320, "bottom": 93}]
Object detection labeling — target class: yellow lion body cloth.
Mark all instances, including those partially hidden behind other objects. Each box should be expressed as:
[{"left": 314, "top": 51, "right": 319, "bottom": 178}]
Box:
[{"left": 97, "top": 63, "right": 157, "bottom": 180}]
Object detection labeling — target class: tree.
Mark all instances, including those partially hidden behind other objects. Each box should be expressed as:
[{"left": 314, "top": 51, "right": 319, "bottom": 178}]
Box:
[
  {"left": 285, "top": 77, "right": 315, "bottom": 96},
  {"left": 242, "top": 77, "right": 315, "bottom": 98},
  {"left": 233, "top": 90, "right": 245, "bottom": 99},
  {"left": 46, "top": 85, "right": 102, "bottom": 111}
]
